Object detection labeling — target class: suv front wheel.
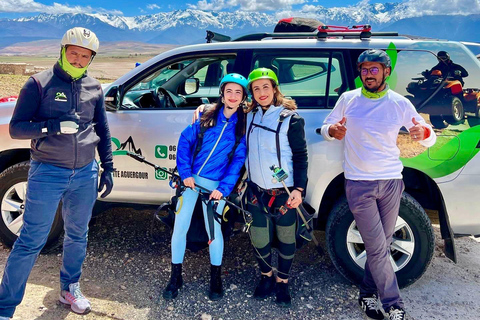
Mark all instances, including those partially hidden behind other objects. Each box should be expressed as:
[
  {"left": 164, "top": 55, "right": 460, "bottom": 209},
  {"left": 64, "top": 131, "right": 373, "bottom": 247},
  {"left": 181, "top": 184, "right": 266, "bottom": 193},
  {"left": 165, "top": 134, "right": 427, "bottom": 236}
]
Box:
[
  {"left": 0, "top": 161, "right": 64, "bottom": 249},
  {"left": 325, "top": 192, "right": 435, "bottom": 288}
]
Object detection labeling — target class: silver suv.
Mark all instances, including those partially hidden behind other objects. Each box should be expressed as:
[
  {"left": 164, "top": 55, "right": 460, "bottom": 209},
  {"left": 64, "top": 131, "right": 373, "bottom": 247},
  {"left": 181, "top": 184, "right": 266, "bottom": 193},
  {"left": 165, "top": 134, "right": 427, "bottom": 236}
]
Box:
[{"left": 1, "top": 27, "right": 480, "bottom": 288}]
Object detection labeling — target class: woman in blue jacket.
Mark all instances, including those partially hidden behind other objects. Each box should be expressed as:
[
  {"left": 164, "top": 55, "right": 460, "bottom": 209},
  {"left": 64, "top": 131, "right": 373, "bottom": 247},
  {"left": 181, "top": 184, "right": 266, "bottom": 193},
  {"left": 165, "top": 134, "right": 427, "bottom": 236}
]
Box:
[{"left": 163, "top": 73, "right": 248, "bottom": 301}]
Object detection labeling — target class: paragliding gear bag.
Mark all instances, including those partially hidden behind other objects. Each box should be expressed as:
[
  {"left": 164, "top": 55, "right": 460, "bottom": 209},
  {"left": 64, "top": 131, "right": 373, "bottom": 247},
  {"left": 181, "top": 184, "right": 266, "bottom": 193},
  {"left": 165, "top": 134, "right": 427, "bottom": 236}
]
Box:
[
  {"left": 274, "top": 17, "right": 325, "bottom": 33},
  {"left": 246, "top": 108, "right": 314, "bottom": 249},
  {"left": 157, "top": 124, "right": 243, "bottom": 252}
]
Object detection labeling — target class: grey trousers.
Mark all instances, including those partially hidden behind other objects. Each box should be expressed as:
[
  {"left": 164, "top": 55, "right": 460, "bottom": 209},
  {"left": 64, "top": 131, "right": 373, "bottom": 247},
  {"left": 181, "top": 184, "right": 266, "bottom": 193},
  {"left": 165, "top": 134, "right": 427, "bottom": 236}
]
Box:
[{"left": 345, "top": 179, "right": 405, "bottom": 310}]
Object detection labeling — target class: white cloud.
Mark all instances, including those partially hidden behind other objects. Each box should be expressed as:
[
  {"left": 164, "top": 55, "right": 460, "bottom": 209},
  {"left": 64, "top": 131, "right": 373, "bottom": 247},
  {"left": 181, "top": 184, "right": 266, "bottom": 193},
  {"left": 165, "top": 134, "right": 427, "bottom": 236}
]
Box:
[
  {"left": 146, "top": 4, "right": 160, "bottom": 10},
  {"left": 189, "top": 0, "right": 306, "bottom": 11},
  {"left": 0, "top": 0, "right": 123, "bottom": 15},
  {"left": 188, "top": 0, "right": 226, "bottom": 11}
]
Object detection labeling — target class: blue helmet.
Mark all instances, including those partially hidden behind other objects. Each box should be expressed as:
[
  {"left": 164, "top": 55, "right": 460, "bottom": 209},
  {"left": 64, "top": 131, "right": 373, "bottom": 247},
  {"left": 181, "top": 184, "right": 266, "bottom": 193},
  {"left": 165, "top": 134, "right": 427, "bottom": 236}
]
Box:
[{"left": 219, "top": 73, "right": 249, "bottom": 95}]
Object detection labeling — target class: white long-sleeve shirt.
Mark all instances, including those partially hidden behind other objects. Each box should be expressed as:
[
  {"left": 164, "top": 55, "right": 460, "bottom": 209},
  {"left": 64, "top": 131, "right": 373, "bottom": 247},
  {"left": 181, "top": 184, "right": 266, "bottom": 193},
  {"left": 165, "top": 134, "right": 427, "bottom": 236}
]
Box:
[{"left": 321, "top": 88, "right": 436, "bottom": 180}]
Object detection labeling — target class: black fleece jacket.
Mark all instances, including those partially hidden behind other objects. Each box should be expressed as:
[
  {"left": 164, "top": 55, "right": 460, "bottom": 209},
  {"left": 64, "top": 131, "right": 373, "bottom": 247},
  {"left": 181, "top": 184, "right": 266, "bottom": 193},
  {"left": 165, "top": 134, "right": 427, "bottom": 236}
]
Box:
[{"left": 9, "top": 62, "right": 113, "bottom": 170}]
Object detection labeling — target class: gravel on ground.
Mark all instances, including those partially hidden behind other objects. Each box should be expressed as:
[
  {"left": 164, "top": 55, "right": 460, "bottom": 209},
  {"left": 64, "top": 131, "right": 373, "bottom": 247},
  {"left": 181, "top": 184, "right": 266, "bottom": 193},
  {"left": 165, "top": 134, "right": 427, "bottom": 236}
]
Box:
[{"left": 1, "top": 207, "right": 479, "bottom": 320}]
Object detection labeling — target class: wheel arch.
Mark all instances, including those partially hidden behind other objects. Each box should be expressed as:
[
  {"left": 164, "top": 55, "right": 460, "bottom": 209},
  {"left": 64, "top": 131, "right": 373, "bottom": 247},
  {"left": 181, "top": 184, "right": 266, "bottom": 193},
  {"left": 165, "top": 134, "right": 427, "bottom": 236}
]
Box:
[
  {"left": 0, "top": 149, "right": 31, "bottom": 175},
  {"left": 402, "top": 167, "right": 456, "bottom": 262}
]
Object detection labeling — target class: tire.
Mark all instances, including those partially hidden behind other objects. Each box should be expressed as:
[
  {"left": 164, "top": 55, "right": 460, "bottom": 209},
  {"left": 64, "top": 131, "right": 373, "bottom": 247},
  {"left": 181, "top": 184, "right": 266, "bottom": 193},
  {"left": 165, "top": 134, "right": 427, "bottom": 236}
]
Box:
[
  {"left": 475, "top": 98, "right": 480, "bottom": 118},
  {"left": 0, "top": 161, "right": 64, "bottom": 249},
  {"left": 445, "top": 96, "right": 464, "bottom": 125},
  {"left": 430, "top": 116, "right": 448, "bottom": 129},
  {"left": 325, "top": 192, "right": 435, "bottom": 288}
]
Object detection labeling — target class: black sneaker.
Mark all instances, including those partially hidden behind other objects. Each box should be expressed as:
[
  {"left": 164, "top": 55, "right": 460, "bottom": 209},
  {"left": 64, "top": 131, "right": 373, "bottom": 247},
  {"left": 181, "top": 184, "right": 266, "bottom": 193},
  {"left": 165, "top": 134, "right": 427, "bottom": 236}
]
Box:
[
  {"left": 275, "top": 282, "right": 291, "bottom": 307},
  {"left": 253, "top": 274, "right": 275, "bottom": 299},
  {"left": 358, "top": 294, "right": 384, "bottom": 320},
  {"left": 386, "top": 305, "right": 406, "bottom": 320}
]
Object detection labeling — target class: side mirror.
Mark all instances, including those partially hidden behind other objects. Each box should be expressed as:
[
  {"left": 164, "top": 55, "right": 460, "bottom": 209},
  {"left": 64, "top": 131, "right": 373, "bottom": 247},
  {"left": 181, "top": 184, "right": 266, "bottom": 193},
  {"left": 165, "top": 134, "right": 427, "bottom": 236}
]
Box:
[
  {"left": 184, "top": 78, "right": 200, "bottom": 95},
  {"left": 104, "top": 85, "right": 119, "bottom": 111}
]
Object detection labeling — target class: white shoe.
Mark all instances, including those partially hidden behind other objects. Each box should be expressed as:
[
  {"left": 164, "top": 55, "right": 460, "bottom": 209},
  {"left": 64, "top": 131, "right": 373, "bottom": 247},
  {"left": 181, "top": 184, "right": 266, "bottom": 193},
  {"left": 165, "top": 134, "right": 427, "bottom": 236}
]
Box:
[
  {"left": 59, "top": 282, "right": 91, "bottom": 314},
  {"left": 0, "top": 316, "right": 11, "bottom": 320}
]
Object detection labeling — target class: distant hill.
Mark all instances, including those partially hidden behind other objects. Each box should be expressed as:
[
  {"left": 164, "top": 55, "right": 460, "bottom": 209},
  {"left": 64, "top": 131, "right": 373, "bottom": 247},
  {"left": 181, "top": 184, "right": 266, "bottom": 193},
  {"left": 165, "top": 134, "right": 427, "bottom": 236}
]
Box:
[
  {"left": 382, "top": 14, "right": 480, "bottom": 42},
  {"left": 0, "top": 39, "right": 176, "bottom": 56}
]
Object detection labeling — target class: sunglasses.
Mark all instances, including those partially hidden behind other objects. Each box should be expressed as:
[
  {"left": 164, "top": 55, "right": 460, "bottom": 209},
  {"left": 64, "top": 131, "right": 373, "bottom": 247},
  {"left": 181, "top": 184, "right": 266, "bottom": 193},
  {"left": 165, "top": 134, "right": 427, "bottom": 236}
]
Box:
[{"left": 360, "top": 67, "right": 380, "bottom": 76}]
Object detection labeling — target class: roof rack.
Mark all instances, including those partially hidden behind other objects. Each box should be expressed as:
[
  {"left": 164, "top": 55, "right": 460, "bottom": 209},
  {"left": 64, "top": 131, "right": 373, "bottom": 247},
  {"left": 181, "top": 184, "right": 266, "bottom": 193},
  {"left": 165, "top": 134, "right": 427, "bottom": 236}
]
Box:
[{"left": 206, "top": 25, "right": 399, "bottom": 43}]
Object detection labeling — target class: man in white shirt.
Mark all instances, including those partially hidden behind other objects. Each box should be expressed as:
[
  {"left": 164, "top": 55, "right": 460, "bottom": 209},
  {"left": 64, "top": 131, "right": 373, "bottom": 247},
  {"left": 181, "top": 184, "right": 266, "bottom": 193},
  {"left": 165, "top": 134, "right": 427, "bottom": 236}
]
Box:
[{"left": 321, "top": 49, "right": 436, "bottom": 320}]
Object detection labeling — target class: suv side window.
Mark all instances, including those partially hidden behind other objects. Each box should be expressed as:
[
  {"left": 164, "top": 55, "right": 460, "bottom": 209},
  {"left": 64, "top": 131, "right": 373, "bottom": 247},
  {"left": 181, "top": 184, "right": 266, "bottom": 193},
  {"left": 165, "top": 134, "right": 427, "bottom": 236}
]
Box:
[
  {"left": 121, "top": 55, "right": 236, "bottom": 109},
  {"left": 252, "top": 51, "right": 347, "bottom": 108}
]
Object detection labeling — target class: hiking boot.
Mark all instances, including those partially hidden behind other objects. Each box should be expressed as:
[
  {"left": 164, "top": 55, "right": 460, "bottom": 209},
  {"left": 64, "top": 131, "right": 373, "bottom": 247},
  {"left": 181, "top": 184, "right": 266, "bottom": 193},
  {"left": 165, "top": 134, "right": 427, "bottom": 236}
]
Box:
[
  {"left": 209, "top": 264, "right": 224, "bottom": 301},
  {"left": 275, "top": 282, "right": 291, "bottom": 307},
  {"left": 386, "top": 305, "right": 406, "bottom": 320},
  {"left": 163, "top": 263, "right": 183, "bottom": 300},
  {"left": 59, "top": 282, "right": 91, "bottom": 315},
  {"left": 358, "top": 293, "right": 384, "bottom": 320},
  {"left": 253, "top": 274, "right": 275, "bottom": 299}
]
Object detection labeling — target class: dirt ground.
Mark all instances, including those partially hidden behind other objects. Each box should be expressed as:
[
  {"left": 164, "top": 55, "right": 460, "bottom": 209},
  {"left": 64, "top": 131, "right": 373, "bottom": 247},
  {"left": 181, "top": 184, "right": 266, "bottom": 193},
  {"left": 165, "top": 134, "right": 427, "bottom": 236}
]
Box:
[{"left": 0, "top": 208, "right": 479, "bottom": 320}]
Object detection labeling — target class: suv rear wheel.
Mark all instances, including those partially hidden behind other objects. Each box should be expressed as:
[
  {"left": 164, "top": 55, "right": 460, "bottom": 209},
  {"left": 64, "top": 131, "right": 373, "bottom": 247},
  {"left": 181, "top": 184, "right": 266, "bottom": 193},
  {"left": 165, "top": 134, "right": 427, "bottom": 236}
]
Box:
[
  {"left": 0, "top": 161, "right": 63, "bottom": 248},
  {"left": 325, "top": 192, "right": 435, "bottom": 288}
]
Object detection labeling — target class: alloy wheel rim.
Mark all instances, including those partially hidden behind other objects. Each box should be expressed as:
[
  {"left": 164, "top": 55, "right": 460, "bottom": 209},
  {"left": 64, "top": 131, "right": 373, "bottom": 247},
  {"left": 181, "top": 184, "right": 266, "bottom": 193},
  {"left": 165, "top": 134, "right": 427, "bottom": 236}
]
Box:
[
  {"left": 346, "top": 216, "right": 415, "bottom": 272},
  {"left": 1, "top": 182, "right": 26, "bottom": 236}
]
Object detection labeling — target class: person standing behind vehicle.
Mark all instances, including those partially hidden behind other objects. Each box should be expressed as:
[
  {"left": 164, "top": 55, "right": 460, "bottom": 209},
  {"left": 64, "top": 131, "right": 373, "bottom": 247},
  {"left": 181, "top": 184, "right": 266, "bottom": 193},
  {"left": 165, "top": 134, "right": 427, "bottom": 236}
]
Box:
[
  {"left": 163, "top": 73, "right": 247, "bottom": 301},
  {"left": 245, "top": 68, "right": 308, "bottom": 308},
  {"left": 0, "top": 27, "right": 114, "bottom": 319},
  {"left": 321, "top": 49, "right": 436, "bottom": 320}
]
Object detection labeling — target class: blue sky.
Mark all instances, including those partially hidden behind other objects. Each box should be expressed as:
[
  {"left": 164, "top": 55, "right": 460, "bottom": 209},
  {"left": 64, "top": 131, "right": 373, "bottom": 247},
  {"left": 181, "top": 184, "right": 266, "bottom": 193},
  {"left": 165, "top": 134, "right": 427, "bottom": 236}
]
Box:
[{"left": 0, "top": 0, "right": 400, "bottom": 18}]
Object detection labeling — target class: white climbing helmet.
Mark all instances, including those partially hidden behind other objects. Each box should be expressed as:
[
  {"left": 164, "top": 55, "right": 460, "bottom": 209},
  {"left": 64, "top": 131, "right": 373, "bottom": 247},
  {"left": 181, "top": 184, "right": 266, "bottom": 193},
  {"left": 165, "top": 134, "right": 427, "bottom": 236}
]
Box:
[{"left": 61, "top": 27, "right": 99, "bottom": 54}]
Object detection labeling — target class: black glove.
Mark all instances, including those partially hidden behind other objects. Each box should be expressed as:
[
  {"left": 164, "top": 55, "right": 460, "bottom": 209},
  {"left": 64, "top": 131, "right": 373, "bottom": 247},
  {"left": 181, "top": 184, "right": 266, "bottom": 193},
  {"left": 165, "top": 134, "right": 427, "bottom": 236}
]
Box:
[{"left": 98, "top": 170, "right": 113, "bottom": 198}]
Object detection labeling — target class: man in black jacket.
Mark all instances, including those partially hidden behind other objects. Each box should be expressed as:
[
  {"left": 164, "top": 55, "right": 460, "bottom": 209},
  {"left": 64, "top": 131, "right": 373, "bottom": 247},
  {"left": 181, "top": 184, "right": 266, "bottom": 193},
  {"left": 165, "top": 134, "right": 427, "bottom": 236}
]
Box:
[
  {"left": 429, "top": 50, "right": 469, "bottom": 86},
  {"left": 0, "top": 27, "right": 113, "bottom": 319}
]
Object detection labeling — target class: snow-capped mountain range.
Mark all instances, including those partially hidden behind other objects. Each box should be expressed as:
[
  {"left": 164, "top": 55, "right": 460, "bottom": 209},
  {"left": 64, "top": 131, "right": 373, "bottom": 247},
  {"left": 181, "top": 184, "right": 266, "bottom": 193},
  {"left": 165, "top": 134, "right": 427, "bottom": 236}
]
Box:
[{"left": 0, "top": 4, "right": 478, "bottom": 47}]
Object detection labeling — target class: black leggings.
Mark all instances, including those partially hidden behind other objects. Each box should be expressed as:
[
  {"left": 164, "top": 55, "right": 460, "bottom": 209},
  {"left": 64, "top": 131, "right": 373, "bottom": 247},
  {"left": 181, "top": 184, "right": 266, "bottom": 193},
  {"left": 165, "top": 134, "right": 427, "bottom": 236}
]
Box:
[{"left": 247, "top": 189, "right": 296, "bottom": 280}]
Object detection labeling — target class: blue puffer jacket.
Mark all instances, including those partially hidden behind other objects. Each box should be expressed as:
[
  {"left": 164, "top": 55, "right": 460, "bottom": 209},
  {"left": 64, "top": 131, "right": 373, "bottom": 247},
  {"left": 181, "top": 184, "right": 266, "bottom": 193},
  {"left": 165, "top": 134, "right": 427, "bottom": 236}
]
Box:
[{"left": 176, "top": 106, "right": 247, "bottom": 196}]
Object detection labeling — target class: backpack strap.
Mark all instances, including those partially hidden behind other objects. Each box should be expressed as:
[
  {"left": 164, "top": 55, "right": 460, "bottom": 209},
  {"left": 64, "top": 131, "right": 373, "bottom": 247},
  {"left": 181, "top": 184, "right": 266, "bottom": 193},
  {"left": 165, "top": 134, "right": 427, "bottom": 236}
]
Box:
[
  {"left": 246, "top": 108, "right": 259, "bottom": 180},
  {"left": 192, "top": 125, "right": 209, "bottom": 161},
  {"left": 226, "top": 129, "right": 242, "bottom": 162},
  {"left": 275, "top": 109, "right": 297, "bottom": 168}
]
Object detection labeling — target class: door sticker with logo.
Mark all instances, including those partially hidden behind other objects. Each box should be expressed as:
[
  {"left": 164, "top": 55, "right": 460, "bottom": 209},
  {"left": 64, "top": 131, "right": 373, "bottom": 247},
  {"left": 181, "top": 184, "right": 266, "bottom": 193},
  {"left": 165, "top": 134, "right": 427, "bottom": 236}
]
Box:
[
  {"left": 155, "top": 168, "right": 168, "bottom": 180},
  {"left": 155, "top": 145, "right": 168, "bottom": 158}
]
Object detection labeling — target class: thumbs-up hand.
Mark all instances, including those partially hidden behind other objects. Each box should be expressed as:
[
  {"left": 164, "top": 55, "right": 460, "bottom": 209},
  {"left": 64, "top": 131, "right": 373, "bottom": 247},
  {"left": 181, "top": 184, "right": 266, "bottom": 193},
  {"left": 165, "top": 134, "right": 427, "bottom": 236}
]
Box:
[
  {"left": 409, "top": 117, "right": 425, "bottom": 141},
  {"left": 328, "top": 117, "right": 347, "bottom": 140}
]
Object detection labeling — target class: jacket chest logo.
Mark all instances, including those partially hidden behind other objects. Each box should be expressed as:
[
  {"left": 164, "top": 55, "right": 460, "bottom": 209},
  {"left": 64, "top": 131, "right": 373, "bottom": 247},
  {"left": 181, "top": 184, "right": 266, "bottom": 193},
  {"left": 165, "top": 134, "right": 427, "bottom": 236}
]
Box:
[{"left": 55, "top": 92, "right": 68, "bottom": 102}]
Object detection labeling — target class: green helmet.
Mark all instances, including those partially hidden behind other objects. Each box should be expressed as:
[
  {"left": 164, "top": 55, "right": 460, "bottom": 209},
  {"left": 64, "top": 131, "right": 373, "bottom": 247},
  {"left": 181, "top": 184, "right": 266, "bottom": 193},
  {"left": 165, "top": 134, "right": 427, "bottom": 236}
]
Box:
[
  {"left": 247, "top": 68, "right": 279, "bottom": 88},
  {"left": 357, "top": 49, "right": 391, "bottom": 69}
]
